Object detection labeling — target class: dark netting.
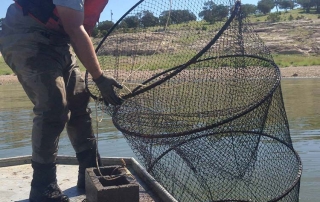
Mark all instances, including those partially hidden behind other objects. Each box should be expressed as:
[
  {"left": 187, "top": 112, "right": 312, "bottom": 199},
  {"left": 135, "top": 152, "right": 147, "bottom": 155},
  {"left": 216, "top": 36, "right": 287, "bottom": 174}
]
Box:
[{"left": 85, "top": 0, "right": 302, "bottom": 201}]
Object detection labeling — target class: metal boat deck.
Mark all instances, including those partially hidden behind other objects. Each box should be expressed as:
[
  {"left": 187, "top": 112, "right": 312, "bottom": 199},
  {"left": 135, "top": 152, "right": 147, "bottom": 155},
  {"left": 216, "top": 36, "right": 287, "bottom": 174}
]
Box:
[{"left": 0, "top": 156, "right": 177, "bottom": 202}]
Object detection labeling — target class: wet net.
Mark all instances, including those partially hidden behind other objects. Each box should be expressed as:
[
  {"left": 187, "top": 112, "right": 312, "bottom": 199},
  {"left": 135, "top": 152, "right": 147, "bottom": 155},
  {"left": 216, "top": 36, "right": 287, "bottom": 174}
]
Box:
[{"left": 85, "top": 0, "right": 302, "bottom": 201}]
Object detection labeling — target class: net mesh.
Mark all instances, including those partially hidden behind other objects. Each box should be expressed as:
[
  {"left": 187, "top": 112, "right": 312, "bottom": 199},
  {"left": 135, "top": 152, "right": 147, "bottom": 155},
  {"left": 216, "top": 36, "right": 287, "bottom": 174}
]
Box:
[{"left": 85, "top": 0, "right": 302, "bottom": 201}]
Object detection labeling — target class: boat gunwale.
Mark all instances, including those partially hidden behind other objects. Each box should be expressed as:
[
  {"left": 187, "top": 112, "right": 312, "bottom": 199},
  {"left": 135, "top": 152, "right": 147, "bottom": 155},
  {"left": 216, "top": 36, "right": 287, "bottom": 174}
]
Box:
[{"left": 0, "top": 155, "right": 177, "bottom": 202}]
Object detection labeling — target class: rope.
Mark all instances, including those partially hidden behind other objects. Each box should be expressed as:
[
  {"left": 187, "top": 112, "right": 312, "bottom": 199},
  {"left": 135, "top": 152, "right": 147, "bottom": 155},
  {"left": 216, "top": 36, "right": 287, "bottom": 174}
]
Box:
[{"left": 92, "top": 99, "right": 135, "bottom": 181}]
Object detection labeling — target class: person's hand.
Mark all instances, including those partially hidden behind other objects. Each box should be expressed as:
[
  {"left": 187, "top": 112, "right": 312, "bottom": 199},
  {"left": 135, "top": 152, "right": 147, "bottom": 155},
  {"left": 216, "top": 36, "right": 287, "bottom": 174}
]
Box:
[{"left": 93, "top": 73, "right": 123, "bottom": 105}]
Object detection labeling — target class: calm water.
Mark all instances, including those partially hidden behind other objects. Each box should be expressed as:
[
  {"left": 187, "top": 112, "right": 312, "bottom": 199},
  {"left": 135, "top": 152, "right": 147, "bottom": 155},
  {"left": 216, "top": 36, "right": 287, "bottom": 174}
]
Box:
[{"left": 0, "top": 78, "right": 319, "bottom": 201}]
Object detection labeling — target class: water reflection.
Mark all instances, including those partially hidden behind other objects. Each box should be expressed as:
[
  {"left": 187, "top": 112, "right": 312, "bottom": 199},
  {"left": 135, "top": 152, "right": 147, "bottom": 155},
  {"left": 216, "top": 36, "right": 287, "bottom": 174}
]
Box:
[
  {"left": 0, "top": 83, "right": 136, "bottom": 159},
  {"left": 0, "top": 79, "right": 320, "bottom": 201},
  {"left": 282, "top": 79, "right": 320, "bottom": 131},
  {"left": 281, "top": 78, "right": 320, "bottom": 202}
]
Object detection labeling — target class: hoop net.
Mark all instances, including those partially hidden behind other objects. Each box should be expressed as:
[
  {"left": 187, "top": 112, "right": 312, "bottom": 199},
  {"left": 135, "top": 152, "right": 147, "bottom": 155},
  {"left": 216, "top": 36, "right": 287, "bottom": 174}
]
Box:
[{"left": 85, "top": 0, "right": 302, "bottom": 201}]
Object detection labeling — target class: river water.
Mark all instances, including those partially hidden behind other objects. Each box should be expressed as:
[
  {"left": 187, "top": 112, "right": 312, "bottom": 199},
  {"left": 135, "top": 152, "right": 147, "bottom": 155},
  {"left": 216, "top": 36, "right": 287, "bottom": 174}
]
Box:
[{"left": 0, "top": 78, "right": 319, "bottom": 202}]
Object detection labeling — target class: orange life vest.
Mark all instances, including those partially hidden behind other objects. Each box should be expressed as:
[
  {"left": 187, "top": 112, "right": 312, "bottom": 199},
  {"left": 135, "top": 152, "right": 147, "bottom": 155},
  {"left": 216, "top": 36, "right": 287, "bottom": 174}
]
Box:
[{"left": 15, "top": 0, "right": 108, "bottom": 35}]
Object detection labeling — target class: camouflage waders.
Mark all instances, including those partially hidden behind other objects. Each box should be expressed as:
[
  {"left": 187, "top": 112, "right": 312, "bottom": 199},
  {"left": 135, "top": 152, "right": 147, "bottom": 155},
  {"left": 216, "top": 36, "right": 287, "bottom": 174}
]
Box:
[{"left": 0, "top": 4, "right": 96, "bottom": 164}]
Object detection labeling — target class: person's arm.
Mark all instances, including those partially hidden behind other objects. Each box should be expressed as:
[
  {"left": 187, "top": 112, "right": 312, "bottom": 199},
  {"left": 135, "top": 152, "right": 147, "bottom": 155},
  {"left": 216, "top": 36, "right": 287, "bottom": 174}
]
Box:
[
  {"left": 56, "top": 5, "right": 123, "bottom": 105},
  {"left": 55, "top": 5, "right": 101, "bottom": 79}
]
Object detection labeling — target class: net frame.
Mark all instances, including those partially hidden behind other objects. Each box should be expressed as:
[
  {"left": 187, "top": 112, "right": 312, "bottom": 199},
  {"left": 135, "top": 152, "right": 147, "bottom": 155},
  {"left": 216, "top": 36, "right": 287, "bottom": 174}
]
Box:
[{"left": 85, "top": 1, "right": 302, "bottom": 201}]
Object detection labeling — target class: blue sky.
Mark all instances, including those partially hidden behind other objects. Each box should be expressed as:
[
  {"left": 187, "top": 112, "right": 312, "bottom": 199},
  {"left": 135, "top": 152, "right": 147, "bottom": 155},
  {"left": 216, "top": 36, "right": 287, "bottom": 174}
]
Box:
[{"left": 1, "top": 0, "right": 258, "bottom": 22}]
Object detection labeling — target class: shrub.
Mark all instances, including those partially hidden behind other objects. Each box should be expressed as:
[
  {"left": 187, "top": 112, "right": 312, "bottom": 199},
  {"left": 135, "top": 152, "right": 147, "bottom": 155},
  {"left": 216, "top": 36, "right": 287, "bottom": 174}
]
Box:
[
  {"left": 296, "top": 15, "right": 305, "bottom": 20},
  {"left": 288, "top": 15, "right": 294, "bottom": 21},
  {"left": 267, "top": 13, "right": 281, "bottom": 22}
]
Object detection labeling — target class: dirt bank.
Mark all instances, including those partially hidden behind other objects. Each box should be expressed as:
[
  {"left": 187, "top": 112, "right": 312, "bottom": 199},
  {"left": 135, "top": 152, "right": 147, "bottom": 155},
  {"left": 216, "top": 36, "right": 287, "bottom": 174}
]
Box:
[{"left": 0, "top": 66, "right": 319, "bottom": 85}]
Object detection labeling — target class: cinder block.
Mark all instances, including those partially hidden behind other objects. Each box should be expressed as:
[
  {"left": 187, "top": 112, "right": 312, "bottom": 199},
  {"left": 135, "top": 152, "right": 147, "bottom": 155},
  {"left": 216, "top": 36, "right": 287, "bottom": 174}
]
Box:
[{"left": 85, "top": 165, "right": 139, "bottom": 202}]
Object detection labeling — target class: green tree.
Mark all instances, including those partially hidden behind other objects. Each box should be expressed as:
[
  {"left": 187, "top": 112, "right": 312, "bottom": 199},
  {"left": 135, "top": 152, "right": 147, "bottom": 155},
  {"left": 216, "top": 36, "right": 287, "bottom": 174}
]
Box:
[
  {"left": 241, "top": 4, "right": 257, "bottom": 17},
  {"left": 198, "top": 1, "right": 229, "bottom": 24},
  {"left": 273, "top": 0, "right": 280, "bottom": 11},
  {"left": 312, "top": 0, "right": 320, "bottom": 13},
  {"left": 175, "top": 10, "right": 197, "bottom": 23},
  {"left": 122, "top": 16, "right": 140, "bottom": 28},
  {"left": 118, "top": 21, "right": 128, "bottom": 29},
  {"left": 159, "top": 11, "right": 170, "bottom": 25},
  {"left": 159, "top": 10, "right": 196, "bottom": 25},
  {"left": 257, "top": 0, "right": 275, "bottom": 14},
  {"left": 279, "top": 0, "right": 296, "bottom": 11},
  {"left": 297, "top": 0, "right": 312, "bottom": 13},
  {"left": 91, "top": 26, "right": 99, "bottom": 37},
  {"left": 97, "top": 20, "right": 114, "bottom": 32},
  {"left": 140, "top": 11, "right": 159, "bottom": 27}
]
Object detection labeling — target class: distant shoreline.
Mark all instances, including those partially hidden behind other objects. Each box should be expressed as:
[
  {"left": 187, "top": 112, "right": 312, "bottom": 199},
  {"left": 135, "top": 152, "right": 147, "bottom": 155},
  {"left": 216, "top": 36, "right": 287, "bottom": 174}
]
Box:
[{"left": 1, "top": 66, "right": 320, "bottom": 85}]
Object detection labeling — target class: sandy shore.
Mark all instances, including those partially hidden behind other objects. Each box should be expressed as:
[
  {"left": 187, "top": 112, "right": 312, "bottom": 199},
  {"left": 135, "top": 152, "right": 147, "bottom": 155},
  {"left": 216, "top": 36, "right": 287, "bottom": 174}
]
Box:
[
  {"left": 0, "top": 66, "right": 319, "bottom": 85},
  {"left": 280, "top": 66, "right": 320, "bottom": 78}
]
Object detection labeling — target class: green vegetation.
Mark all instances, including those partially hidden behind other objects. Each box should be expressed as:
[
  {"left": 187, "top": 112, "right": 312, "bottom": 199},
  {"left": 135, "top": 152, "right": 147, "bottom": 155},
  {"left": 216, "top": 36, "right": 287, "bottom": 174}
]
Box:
[
  {"left": 273, "top": 54, "right": 320, "bottom": 68},
  {"left": 0, "top": 55, "right": 87, "bottom": 75},
  {"left": 77, "top": 61, "right": 86, "bottom": 72},
  {"left": 97, "top": 52, "right": 197, "bottom": 71},
  {"left": 0, "top": 56, "right": 13, "bottom": 75},
  {"left": 248, "top": 8, "right": 320, "bottom": 23},
  {"left": 92, "top": 0, "right": 320, "bottom": 34},
  {"left": 1, "top": 5, "right": 320, "bottom": 75},
  {"left": 1, "top": 53, "right": 320, "bottom": 76}
]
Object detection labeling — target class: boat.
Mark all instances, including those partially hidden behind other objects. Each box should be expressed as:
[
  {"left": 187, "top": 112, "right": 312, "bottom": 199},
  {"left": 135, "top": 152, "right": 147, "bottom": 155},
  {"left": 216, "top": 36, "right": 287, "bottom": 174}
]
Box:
[{"left": 0, "top": 155, "right": 177, "bottom": 202}]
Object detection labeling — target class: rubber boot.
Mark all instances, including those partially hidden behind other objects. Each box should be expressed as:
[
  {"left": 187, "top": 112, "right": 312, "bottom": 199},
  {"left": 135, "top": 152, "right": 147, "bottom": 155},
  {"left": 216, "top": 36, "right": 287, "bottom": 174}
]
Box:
[
  {"left": 29, "top": 161, "right": 69, "bottom": 202},
  {"left": 76, "top": 147, "right": 103, "bottom": 189}
]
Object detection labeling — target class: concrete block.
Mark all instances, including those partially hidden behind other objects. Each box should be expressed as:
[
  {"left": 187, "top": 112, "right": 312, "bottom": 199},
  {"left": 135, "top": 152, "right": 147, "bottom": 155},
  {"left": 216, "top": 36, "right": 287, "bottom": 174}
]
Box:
[{"left": 85, "top": 165, "right": 139, "bottom": 202}]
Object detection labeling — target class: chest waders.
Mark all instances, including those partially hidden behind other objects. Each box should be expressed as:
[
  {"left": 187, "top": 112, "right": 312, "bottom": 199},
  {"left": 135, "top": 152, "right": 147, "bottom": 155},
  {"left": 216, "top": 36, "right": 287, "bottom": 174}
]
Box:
[{"left": 1, "top": 1, "right": 108, "bottom": 201}]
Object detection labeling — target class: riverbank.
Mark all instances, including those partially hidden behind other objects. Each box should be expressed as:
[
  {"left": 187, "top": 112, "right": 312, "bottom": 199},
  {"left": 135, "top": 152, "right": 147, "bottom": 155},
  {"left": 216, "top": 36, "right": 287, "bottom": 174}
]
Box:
[{"left": 0, "top": 66, "right": 319, "bottom": 85}]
